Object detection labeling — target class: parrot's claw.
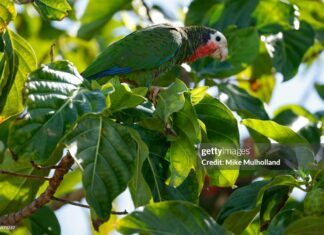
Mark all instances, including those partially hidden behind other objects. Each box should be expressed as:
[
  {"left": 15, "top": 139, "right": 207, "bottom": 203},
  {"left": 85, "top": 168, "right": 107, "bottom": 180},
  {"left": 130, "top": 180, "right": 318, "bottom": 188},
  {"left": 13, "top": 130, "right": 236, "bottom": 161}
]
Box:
[{"left": 148, "top": 86, "right": 162, "bottom": 106}]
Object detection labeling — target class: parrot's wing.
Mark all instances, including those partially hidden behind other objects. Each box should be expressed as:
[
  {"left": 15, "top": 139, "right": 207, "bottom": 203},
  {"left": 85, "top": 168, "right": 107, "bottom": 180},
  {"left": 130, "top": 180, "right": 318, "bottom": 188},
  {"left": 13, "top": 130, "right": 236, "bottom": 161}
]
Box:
[{"left": 82, "top": 24, "right": 183, "bottom": 80}]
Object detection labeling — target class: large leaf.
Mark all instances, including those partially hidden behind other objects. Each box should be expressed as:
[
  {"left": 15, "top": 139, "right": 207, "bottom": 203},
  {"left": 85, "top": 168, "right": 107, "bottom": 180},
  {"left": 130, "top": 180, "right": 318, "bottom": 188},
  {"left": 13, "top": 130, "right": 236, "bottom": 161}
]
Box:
[
  {"left": 9, "top": 61, "right": 106, "bottom": 163},
  {"left": 218, "top": 175, "right": 298, "bottom": 234},
  {"left": 259, "top": 186, "right": 291, "bottom": 231},
  {"left": 127, "top": 128, "right": 152, "bottom": 207},
  {"left": 33, "top": 0, "right": 71, "bottom": 21},
  {"left": 192, "top": 27, "right": 259, "bottom": 78},
  {"left": 219, "top": 83, "right": 269, "bottom": 120},
  {"left": 211, "top": 0, "right": 259, "bottom": 31},
  {"left": 185, "top": 0, "right": 220, "bottom": 26},
  {"left": 0, "top": 29, "right": 37, "bottom": 122},
  {"left": 117, "top": 201, "right": 230, "bottom": 235},
  {"left": 154, "top": 79, "right": 188, "bottom": 123},
  {"left": 283, "top": 216, "right": 324, "bottom": 235},
  {"left": 267, "top": 209, "right": 303, "bottom": 235},
  {"left": 65, "top": 114, "right": 137, "bottom": 220},
  {"left": 0, "top": 0, "right": 16, "bottom": 33},
  {"left": 78, "top": 0, "right": 132, "bottom": 39},
  {"left": 167, "top": 94, "right": 200, "bottom": 187},
  {"left": 242, "top": 119, "right": 314, "bottom": 171},
  {"left": 28, "top": 206, "right": 61, "bottom": 235},
  {"left": 253, "top": 0, "right": 294, "bottom": 33},
  {"left": 266, "top": 21, "right": 315, "bottom": 81},
  {"left": 195, "top": 94, "right": 239, "bottom": 187}
]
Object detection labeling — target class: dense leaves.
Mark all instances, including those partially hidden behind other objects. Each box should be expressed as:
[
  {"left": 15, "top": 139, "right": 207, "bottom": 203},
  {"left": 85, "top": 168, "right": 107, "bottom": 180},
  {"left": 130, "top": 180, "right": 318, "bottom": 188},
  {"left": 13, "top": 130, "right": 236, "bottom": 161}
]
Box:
[
  {"left": 117, "top": 201, "right": 230, "bottom": 235},
  {"left": 0, "top": 0, "right": 323, "bottom": 234},
  {"left": 8, "top": 61, "right": 105, "bottom": 163}
]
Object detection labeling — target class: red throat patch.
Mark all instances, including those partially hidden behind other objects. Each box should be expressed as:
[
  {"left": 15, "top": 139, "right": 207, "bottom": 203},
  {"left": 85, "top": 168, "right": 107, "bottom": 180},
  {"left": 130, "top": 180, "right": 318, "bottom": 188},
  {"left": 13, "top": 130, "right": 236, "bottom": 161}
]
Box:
[{"left": 186, "top": 41, "right": 218, "bottom": 63}]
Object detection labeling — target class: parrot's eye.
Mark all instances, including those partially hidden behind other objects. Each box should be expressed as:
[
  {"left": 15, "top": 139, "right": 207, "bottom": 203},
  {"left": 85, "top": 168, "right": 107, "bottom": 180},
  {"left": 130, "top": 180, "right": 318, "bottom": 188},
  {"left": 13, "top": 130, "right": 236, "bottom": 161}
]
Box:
[{"left": 215, "top": 36, "right": 221, "bottom": 42}]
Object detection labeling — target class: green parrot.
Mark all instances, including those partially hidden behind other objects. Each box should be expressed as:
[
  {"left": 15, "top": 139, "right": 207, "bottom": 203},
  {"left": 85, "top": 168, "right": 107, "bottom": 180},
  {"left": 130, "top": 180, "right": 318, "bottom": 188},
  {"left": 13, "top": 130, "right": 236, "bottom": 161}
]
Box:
[{"left": 81, "top": 23, "right": 228, "bottom": 86}]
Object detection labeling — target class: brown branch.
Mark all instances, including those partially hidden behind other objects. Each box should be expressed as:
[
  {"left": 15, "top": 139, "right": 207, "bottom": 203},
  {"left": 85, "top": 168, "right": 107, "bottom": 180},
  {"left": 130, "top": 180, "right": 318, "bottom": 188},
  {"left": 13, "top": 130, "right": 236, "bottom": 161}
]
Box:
[
  {"left": 111, "top": 210, "right": 128, "bottom": 215},
  {"left": 31, "top": 160, "right": 60, "bottom": 170},
  {"left": 0, "top": 153, "right": 74, "bottom": 226},
  {"left": 0, "top": 169, "right": 51, "bottom": 181},
  {"left": 141, "top": 0, "right": 153, "bottom": 23}
]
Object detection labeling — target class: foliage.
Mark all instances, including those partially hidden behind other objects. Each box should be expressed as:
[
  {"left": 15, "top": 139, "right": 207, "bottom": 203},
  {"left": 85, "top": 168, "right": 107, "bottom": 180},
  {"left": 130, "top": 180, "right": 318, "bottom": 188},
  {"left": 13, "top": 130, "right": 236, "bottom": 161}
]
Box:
[{"left": 0, "top": 0, "right": 323, "bottom": 234}]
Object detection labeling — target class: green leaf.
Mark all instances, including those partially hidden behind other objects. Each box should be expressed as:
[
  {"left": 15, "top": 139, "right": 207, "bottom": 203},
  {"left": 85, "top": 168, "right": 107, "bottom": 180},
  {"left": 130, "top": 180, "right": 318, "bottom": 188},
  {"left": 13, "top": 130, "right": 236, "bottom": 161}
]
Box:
[
  {"left": 78, "top": 0, "right": 132, "bottom": 39},
  {"left": 267, "top": 209, "right": 303, "bottom": 235},
  {"left": 127, "top": 128, "right": 152, "bottom": 207},
  {"left": 218, "top": 175, "right": 298, "bottom": 234},
  {"left": 237, "top": 51, "right": 275, "bottom": 104},
  {"left": 242, "top": 119, "right": 308, "bottom": 145},
  {"left": 136, "top": 127, "right": 200, "bottom": 203},
  {"left": 0, "top": 29, "right": 37, "bottom": 122},
  {"left": 167, "top": 94, "right": 200, "bottom": 187},
  {"left": 260, "top": 186, "right": 291, "bottom": 231},
  {"left": 219, "top": 84, "right": 269, "bottom": 120},
  {"left": 195, "top": 94, "right": 239, "bottom": 187},
  {"left": 155, "top": 79, "right": 188, "bottom": 123},
  {"left": 28, "top": 206, "right": 61, "bottom": 235},
  {"left": 190, "top": 86, "right": 208, "bottom": 105},
  {"left": 242, "top": 119, "right": 314, "bottom": 171},
  {"left": 8, "top": 61, "right": 106, "bottom": 163},
  {"left": 0, "top": 0, "right": 16, "bottom": 33},
  {"left": 109, "top": 83, "right": 146, "bottom": 112},
  {"left": 253, "top": 0, "right": 294, "bottom": 33},
  {"left": 117, "top": 201, "right": 230, "bottom": 235},
  {"left": 315, "top": 83, "right": 324, "bottom": 100},
  {"left": 185, "top": 0, "right": 221, "bottom": 26},
  {"left": 65, "top": 114, "right": 137, "bottom": 220},
  {"left": 211, "top": 0, "right": 259, "bottom": 31},
  {"left": 0, "top": 154, "right": 48, "bottom": 216},
  {"left": 283, "top": 216, "right": 324, "bottom": 235},
  {"left": 268, "top": 21, "right": 315, "bottom": 81},
  {"left": 192, "top": 27, "right": 259, "bottom": 78},
  {"left": 33, "top": 0, "right": 71, "bottom": 21}
]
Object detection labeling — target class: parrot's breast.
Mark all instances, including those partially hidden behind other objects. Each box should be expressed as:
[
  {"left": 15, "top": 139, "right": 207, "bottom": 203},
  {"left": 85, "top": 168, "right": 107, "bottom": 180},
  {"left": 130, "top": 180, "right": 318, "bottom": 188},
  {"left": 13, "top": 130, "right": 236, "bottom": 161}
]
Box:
[{"left": 186, "top": 41, "right": 218, "bottom": 63}]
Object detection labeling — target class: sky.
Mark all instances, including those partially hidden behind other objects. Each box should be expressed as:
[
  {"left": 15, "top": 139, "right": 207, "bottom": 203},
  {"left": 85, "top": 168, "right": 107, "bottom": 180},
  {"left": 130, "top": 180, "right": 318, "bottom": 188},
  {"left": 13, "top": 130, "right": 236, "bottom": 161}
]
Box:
[{"left": 54, "top": 0, "right": 324, "bottom": 235}]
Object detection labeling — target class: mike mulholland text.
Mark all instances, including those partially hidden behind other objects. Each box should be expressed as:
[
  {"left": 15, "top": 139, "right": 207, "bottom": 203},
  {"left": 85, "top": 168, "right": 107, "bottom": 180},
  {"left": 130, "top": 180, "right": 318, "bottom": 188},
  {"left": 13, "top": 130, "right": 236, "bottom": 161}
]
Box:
[{"left": 201, "top": 158, "right": 281, "bottom": 166}]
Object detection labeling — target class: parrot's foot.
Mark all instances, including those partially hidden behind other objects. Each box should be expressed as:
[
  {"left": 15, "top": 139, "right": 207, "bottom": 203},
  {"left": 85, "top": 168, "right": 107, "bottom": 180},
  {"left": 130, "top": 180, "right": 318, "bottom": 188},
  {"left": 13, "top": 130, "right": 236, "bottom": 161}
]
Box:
[{"left": 148, "top": 86, "right": 164, "bottom": 106}]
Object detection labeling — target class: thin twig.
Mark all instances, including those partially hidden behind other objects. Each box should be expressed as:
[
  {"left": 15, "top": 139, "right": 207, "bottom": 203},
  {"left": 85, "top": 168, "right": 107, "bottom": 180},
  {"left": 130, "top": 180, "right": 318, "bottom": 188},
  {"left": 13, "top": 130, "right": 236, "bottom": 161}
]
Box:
[
  {"left": 111, "top": 210, "right": 128, "bottom": 215},
  {"left": 0, "top": 169, "right": 51, "bottom": 181},
  {"left": 51, "top": 196, "right": 89, "bottom": 209},
  {"left": 141, "top": 0, "right": 153, "bottom": 23},
  {"left": 50, "top": 43, "right": 56, "bottom": 63},
  {"left": 31, "top": 160, "right": 60, "bottom": 170},
  {"left": 0, "top": 153, "right": 74, "bottom": 226},
  {"left": 50, "top": 188, "right": 85, "bottom": 210}
]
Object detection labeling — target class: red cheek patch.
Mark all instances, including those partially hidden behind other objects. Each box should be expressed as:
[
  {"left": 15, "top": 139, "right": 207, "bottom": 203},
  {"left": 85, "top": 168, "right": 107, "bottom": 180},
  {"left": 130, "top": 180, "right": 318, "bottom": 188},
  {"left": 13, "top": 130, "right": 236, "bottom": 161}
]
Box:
[{"left": 186, "top": 41, "right": 218, "bottom": 63}]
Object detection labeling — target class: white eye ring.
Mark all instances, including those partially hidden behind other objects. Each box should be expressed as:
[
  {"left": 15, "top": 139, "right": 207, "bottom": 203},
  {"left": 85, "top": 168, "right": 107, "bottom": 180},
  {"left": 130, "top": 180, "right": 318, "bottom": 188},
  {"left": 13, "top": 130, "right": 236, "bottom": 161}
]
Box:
[{"left": 215, "top": 36, "right": 221, "bottom": 42}]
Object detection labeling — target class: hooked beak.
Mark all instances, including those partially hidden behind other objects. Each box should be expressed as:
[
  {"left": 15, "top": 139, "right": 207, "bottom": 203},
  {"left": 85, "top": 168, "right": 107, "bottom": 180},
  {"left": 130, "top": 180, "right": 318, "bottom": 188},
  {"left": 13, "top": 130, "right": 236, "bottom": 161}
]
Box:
[{"left": 211, "top": 46, "right": 228, "bottom": 62}]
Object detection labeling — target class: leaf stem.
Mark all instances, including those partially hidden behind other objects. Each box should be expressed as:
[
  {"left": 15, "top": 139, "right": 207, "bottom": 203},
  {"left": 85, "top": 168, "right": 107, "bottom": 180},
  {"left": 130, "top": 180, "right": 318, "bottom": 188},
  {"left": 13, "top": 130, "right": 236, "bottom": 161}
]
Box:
[{"left": 0, "top": 169, "right": 51, "bottom": 180}]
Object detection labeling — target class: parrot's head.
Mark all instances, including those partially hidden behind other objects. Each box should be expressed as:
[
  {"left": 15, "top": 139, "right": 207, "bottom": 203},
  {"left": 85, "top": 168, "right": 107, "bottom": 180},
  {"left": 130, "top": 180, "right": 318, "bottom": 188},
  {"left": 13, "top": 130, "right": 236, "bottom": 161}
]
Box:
[
  {"left": 185, "top": 26, "right": 228, "bottom": 63},
  {"left": 209, "top": 31, "right": 228, "bottom": 61}
]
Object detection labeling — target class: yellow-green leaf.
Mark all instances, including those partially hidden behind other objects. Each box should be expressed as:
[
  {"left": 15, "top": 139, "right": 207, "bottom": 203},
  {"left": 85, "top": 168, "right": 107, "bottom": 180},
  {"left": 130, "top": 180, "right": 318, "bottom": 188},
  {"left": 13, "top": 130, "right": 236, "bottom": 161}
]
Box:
[{"left": 0, "top": 0, "right": 16, "bottom": 33}]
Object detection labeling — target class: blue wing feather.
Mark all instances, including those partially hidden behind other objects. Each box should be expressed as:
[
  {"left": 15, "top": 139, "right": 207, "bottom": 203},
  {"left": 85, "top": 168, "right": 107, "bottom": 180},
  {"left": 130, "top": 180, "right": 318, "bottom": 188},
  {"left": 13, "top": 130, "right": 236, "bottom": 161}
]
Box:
[{"left": 85, "top": 66, "right": 132, "bottom": 80}]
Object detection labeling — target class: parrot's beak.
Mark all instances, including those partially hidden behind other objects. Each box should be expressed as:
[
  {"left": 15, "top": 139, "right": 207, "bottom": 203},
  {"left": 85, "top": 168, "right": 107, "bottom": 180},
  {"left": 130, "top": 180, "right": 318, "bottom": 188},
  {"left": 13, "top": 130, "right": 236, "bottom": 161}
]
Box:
[{"left": 211, "top": 46, "right": 228, "bottom": 62}]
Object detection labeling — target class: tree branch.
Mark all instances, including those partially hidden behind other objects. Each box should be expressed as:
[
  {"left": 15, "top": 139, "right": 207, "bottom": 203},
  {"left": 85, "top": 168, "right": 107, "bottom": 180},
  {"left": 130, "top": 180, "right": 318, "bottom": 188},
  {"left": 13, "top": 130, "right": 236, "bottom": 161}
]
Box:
[
  {"left": 0, "top": 153, "right": 74, "bottom": 226},
  {"left": 141, "top": 0, "right": 153, "bottom": 23}
]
